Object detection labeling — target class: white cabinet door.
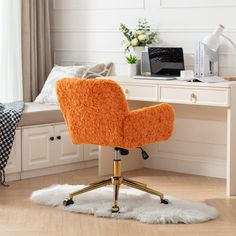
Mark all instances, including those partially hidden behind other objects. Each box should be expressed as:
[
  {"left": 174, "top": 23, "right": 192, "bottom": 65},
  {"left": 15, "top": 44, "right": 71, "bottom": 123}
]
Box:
[
  {"left": 54, "top": 124, "right": 83, "bottom": 165},
  {"left": 22, "top": 126, "right": 54, "bottom": 171},
  {"left": 5, "top": 129, "right": 21, "bottom": 174},
  {"left": 84, "top": 144, "right": 99, "bottom": 161}
]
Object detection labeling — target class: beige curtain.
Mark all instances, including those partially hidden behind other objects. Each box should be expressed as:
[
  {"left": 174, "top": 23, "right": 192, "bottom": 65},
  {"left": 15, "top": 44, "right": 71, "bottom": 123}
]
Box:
[{"left": 22, "top": 0, "right": 53, "bottom": 102}]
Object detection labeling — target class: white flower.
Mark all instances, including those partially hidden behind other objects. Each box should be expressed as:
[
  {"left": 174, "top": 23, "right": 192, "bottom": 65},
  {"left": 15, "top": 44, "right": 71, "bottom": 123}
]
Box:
[
  {"left": 138, "top": 34, "right": 147, "bottom": 42},
  {"left": 131, "top": 38, "right": 139, "bottom": 46},
  {"left": 135, "top": 30, "right": 144, "bottom": 35},
  {"left": 123, "top": 40, "right": 131, "bottom": 49}
]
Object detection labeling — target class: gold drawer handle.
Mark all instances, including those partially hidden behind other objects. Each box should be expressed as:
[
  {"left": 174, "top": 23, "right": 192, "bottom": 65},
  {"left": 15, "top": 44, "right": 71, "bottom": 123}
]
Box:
[
  {"left": 190, "top": 93, "right": 197, "bottom": 103},
  {"left": 123, "top": 88, "right": 129, "bottom": 94}
]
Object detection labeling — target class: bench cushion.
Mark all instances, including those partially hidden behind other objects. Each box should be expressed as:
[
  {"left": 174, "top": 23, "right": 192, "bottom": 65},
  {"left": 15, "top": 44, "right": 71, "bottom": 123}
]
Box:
[{"left": 18, "top": 103, "right": 64, "bottom": 126}]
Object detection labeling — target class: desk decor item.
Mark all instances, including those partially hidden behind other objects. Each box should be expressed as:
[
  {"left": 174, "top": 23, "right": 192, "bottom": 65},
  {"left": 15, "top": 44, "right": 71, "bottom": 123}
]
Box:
[
  {"left": 31, "top": 184, "right": 218, "bottom": 224},
  {"left": 119, "top": 18, "right": 159, "bottom": 75},
  {"left": 195, "top": 24, "right": 236, "bottom": 77},
  {"left": 126, "top": 54, "right": 137, "bottom": 76}
]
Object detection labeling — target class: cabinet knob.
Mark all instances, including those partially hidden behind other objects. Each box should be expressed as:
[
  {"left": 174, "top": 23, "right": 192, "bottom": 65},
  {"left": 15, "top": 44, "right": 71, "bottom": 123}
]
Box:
[
  {"left": 190, "top": 93, "right": 197, "bottom": 103},
  {"left": 123, "top": 88, "right": 129, "bottom": 94},
  {"left": 49, "top": 137, "right": 54, "bottom": 141},
  {"left": 57, "top": 136, "right": 61, "bottom": 140}
]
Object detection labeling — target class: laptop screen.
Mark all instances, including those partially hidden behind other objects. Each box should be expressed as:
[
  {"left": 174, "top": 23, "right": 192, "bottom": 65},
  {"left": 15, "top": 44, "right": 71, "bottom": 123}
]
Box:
[{"left": 148, "top": 47, "right": 185, "bottom": 76}]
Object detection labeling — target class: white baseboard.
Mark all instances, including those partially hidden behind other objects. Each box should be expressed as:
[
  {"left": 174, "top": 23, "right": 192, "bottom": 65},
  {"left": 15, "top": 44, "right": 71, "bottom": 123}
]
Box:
[
  {"left": 21, "top": 160, "right": 98, "bottom": 179},
  {"left": 5, "top": 160, "right": 98, "bottom": 182},
  {"left": 144, "top": 154, "right": 226, "bottom": 179},
  {"left": 5, "top": 172, "right": 21, "bottom": 182},
  {"left": 6, "top": 154, "right": 226, "bottom": 182}
]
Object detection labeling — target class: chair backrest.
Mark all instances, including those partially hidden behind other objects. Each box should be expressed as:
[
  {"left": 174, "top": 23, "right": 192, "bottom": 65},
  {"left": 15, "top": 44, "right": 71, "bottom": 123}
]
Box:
[{"left": 56, "top": 78, "right": 129, "bottom": 147}]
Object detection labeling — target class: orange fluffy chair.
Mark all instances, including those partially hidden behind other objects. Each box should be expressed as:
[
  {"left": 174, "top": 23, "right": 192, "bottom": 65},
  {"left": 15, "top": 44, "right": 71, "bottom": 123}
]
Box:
[{"left": 57, "top": 78, "right": 174, "bottom": 212}]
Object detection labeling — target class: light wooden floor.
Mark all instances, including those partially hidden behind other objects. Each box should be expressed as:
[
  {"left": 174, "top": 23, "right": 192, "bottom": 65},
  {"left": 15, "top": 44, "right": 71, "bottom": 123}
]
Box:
[{"left": 0, "top": 167, "right": 236, "bottom": 236}]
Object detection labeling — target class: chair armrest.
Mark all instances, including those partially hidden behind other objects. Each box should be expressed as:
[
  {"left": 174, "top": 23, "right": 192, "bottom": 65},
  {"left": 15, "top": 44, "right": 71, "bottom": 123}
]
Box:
[{"left": 123, "top": 103, "right": 175, "bottom": 149}]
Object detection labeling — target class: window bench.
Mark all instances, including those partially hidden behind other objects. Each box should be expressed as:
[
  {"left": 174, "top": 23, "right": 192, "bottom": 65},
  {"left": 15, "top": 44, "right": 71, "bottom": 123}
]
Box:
[{"left": 5, "top": 103, "right": 99, "bottom": 182}]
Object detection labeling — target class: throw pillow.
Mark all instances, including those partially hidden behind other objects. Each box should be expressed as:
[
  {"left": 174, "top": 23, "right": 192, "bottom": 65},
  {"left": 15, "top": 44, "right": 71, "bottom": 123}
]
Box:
[
  {"left": 34, "top": 62, "right": 113, "bottom": 104},
  {"left": 34, "top": 65, "right": 87, "bottom": 104},
  {"left": 82, "top": 62, "right": 113, "bottom": 78}
]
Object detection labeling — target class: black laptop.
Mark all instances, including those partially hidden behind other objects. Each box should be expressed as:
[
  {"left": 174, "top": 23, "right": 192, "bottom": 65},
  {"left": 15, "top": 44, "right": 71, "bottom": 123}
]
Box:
[{"left": 134, "top": 47, "right": 185, "bottom": 80}]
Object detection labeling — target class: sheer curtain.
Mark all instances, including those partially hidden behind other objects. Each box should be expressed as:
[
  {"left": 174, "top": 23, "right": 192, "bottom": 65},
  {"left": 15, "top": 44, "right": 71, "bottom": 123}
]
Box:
[{"left": 0, "top": 0, "right": 23, "bottom": 102}]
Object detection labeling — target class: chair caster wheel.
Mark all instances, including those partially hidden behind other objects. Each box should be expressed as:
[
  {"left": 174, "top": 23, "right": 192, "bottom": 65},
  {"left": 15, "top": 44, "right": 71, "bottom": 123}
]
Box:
[
  {"left": 111, "top": 206, "right": 120, "bottom": 213},
  {"left": 63, "top": 198, "right": 74, "bottom": 206},
  {"left": 160, "top": 199, "right": 169, "bottom": 204}
]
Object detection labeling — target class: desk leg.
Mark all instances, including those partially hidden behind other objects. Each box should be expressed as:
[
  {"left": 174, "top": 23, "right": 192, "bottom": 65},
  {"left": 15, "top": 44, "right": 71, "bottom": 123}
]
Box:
[{"left": 227, "top": 100, "right": 236, "bottom": 196}]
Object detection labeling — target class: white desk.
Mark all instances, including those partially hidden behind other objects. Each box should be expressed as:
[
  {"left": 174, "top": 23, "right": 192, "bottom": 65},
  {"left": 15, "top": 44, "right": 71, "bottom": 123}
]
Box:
[{"left": 99, "top": 76, "right": 236, "bottom": 196}]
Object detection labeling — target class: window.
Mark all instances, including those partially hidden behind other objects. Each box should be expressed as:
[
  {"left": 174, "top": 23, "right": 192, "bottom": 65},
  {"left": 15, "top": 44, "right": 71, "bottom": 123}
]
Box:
[{"left": 0, "top": 0, "right": 22, "bottom": 102}]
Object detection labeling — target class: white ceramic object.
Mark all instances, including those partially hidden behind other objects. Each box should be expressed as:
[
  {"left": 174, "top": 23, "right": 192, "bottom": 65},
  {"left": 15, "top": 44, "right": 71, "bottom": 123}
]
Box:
[
  {"left": 180, "top": 70, "right": 194, "bottom": 79},
  {"left": 128, "top": 63, "right": 137, "bottom": 77}
]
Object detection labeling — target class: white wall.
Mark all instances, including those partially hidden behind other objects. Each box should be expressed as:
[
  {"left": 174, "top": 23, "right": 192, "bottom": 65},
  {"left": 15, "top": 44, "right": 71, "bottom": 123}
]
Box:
[
  {"left": 52, "top": 0, "right": 236, "bottom": 76},
  {"left": 51, "top": 0, "right": 235, "bottom": 178}
]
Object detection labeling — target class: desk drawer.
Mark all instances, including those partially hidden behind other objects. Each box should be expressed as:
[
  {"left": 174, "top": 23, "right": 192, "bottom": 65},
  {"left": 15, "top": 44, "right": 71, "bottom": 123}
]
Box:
[
  {"left": 120, "top": 84, "right": 158, "bottom": 101},
  {"left": 159, "top": 85, "right": 229, "bottom": 106}
]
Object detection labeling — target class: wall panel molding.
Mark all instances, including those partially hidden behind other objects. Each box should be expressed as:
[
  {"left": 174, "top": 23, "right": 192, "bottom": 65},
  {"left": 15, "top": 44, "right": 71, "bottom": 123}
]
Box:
[
  {"left": 158, "top": 140, "right": 226, "bottom": 159},
  {"left": 53, "top": 50, "right": 235, "bottom": 74},
  {"left": 157, "top": 151, "right": 226, "bottom": 164},
  {"left": 54, "top": 48, "right": 123, "bottom": 53},
  {"left": 53, "top": 48, "right": 236, "bottom": 57},
  {"left": 60, "top": 60, "right": 125, "bottom": 65},
  {"left": 53, "top": 0, "right": 145, "bottom": 10},
  {"left": 51, "top": 27, "right": 236, "bottom": 34},
  {"left": 53, "top": 49, "right": 195, "bottom": 63},
  {"left": 144, "top": 152, "right": 226, "bottom": 178},
  {"left": 160, "top": 0, "right": 236, "bottom": 9}
]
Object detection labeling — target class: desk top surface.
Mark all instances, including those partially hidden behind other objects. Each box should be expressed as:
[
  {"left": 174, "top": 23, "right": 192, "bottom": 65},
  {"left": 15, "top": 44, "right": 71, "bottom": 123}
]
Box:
[{"left": 106, "top": 76, "right": 236, "bottom": 88}]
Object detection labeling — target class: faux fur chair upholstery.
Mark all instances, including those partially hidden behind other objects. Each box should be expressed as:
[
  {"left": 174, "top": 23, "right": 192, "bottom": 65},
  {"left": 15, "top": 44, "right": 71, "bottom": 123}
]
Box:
[{"left": 56, "top": 78, "right": 174, "bottom": 149}]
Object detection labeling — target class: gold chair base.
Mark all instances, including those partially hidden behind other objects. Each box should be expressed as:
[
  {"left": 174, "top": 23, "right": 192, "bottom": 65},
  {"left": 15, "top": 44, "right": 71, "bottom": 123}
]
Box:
[{"left": 63, "top": 159, "right": 166, "bottom": 211}]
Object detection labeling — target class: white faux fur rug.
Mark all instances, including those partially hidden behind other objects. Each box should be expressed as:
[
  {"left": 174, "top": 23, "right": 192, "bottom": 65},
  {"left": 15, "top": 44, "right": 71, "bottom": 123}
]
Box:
[{"left": 31, "top": 184, "right": 218, "bottom": 224}]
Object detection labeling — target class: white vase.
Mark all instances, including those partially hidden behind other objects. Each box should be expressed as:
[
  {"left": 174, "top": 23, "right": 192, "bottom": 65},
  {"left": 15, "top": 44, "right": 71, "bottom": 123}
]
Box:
[
  {"left": 133, "top": 46, "right": 146, "bottom": 60},
  {"left": 127, "top": 63, "right": 137, "bottom": 77},
  {"left": 133, "top": 46, "right": 146, "bottom": 75}
]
